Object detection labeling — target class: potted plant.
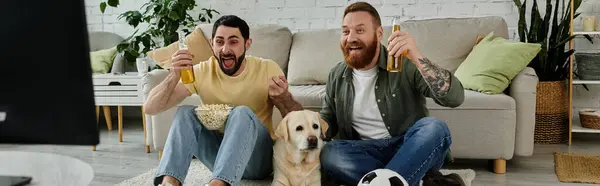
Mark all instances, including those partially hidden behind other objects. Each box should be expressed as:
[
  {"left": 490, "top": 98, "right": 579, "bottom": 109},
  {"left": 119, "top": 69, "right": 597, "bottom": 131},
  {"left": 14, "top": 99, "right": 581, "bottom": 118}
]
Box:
[
  {"left": 512, "top": 0, "right": 593, "bottom": 144},
  {"left": 99, "top": 0, "right": 219, "bottom": 70}
]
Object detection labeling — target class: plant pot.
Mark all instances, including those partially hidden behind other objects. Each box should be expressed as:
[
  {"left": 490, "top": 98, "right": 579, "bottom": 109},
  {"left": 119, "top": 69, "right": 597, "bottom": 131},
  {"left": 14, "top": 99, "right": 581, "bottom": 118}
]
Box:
[
  {"left": 534, "top": 81, "right": 569, "bottom": 144},
  {"left": 575, "top": 53, "right": 600, "bottom": 80}
]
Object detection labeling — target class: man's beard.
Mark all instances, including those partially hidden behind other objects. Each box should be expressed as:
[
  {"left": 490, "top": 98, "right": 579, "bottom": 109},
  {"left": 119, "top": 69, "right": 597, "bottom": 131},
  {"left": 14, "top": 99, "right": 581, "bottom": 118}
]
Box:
[
  {"left": 217, "top": 49, "right": 245, "bottom": 76},
  {"left": 341, "top": 34, "right": 378, "bottom": 69}
]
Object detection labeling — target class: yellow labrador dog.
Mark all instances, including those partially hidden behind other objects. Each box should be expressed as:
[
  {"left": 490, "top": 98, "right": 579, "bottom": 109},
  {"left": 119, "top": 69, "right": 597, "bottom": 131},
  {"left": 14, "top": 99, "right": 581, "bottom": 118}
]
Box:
[{"left": 272, "top": 110, "right": 329, "bottom": 186}]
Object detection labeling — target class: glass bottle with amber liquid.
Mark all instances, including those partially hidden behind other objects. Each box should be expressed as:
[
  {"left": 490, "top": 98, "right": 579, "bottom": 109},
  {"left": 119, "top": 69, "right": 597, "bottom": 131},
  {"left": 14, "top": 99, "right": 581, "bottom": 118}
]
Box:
[
  {"left": 178, "top": 30, "right": 195, "bottom": 84},
  {"left": 387, "top": 17, "right": 408, "bottom": 72}
]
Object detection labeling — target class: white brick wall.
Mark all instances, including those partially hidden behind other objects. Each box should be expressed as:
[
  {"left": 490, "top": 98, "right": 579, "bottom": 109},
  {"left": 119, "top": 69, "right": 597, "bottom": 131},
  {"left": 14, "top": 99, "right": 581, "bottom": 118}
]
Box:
[
  {"left": 84, "top": 0, "right": 600, "bottom": 40},
  {"left": 86, "top": 0, "right": 600, "bottom": 116}
]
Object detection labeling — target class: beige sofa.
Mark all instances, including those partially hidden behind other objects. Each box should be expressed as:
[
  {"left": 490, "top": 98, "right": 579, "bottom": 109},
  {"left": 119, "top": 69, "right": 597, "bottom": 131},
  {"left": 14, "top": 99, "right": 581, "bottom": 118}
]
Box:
[{"left": 141, "top": 16, "right": 538, "bottom": 173}]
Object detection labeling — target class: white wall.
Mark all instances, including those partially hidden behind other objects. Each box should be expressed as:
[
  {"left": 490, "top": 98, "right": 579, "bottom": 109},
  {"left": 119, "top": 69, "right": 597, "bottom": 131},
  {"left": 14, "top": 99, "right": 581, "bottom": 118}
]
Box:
[
  {"left": 85, "top": 0, "right": 600, "bottom": 39},
  {"left": 85, "top": 0, "right": 600, "bottom": 119}
]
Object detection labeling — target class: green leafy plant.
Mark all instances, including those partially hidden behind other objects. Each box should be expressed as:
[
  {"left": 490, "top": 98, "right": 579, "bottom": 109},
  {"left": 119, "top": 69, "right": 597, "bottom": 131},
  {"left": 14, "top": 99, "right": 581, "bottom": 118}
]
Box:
[
  {"left": 513, "top": 0, "right": 593, "bottom": 83},
  {"left": 99, "top": 0, "right": 219, "bottom": 67}
]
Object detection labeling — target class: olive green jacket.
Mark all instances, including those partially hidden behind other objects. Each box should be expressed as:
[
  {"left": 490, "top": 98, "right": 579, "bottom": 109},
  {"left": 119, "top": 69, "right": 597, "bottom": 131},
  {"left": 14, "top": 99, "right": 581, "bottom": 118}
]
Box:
[{"left": 320, "top": 44, "right": 465, "bottom": 163}]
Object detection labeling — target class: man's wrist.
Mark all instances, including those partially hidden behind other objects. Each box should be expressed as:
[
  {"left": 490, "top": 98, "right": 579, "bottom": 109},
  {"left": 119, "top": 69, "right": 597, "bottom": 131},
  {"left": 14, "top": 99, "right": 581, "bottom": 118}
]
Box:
[
  {"left": 271, "top": 91, "right": 291, "bottom": 103},
  {"left": 271, "top": 91, "right": 302, "bottom": 116},
  {"left": 409, "top": 50, "right": 424, "bottom": 65},
  {"left": 168, "top": 71, "right": 181, "bottom": 83},
  {"left": 281, "top": 91, "right": 302, "bottom": 111},
  {"left": 282, "top": 91, "right": 294, "bottom": 102}
]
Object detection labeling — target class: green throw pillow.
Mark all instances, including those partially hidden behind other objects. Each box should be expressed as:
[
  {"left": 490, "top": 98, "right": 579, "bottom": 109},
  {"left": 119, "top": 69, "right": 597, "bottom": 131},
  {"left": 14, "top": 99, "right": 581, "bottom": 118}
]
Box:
[
  {"left": 454, "top": 32, "right": 541, "bottom": 94},
  {"left": 90, "top": 46, "right": 118, "bottom": 73}
]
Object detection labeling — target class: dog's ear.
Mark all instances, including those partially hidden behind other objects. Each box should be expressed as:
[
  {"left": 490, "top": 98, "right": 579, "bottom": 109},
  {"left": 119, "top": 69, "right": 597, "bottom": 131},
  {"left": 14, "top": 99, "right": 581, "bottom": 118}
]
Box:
[
  {"left": 317, "top": 113, "right": 329, "bottom": 138},
  {"left": 274, "top": 114, "right": 290, "bottom": 141}
]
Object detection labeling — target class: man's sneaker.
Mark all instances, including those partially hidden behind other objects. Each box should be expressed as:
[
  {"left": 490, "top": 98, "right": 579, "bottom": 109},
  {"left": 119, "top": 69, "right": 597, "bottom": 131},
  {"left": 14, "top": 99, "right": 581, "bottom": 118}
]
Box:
[{"left": 422, "top": 169, "right": 466, "bottom": 186}]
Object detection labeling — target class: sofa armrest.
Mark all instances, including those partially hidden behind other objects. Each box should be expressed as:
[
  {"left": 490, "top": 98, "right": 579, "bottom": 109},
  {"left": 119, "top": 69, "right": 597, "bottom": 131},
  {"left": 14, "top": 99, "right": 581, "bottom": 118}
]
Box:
[
  {"left": 141, "top": 69, "right": 170, "bottom": 150},
  {"left": 508, "top": 67, "right": 538, "bottom": 156},
  {"left": 141, "top": 69, "right": 170, "bottom": 98},
  {"left": 140, "top": 69, "right": 204, "bottom": 151}
]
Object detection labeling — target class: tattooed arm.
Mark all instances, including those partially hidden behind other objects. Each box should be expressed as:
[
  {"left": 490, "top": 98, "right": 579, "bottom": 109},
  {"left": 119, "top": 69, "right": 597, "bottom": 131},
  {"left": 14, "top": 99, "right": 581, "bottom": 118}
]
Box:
[
  {"left": 409, "top": 56, "right": 464, "bottom": 108},
  {"left": 387, "top": 30, "right": 464, "bottom": 107},
  {"left": 415, "top": 57, "right": 452, "bottom": 97}
]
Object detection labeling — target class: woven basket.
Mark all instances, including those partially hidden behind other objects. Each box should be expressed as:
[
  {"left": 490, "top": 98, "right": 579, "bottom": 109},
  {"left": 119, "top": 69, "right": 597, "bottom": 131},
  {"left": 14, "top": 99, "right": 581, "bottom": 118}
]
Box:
[
  {"left": 575, "top": 53, "right": 600, "bottom": 80},
  {"left": 579, "top": 109, "right": 600, "bottom": 130},
  {"left": 534, "top": 81, "right": 569, "bottom": 144},
  {"left": 536, "top": 81, "right": 568, "bottom": 114}
]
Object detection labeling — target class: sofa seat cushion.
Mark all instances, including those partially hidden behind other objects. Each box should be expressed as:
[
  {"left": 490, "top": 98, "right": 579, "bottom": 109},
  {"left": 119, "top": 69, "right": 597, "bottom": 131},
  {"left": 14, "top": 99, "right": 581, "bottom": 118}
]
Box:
[
  {"left": 289, "top": 86, "right": 515, "bottom": 111},
  {"left": 427, "top": 90, "right": 515, "bottom": 110},
  {"left": 289, "top": 85, "right": 326, "bottom": 109}
]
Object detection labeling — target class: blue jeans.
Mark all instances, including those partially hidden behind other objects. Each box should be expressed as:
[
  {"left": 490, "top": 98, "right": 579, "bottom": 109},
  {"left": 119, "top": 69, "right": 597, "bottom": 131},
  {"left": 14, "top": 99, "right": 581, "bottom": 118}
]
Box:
[
  {"left": 320, "top": 117, "right": 452, "bottom": 186},
  {"left": 154, "top": 105, "right": 273, "bottom": 186}
]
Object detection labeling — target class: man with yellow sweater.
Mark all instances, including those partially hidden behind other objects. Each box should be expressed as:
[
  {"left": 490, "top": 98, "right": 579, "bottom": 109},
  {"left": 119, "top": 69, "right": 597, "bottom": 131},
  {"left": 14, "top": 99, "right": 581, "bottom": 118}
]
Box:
[{"left": 144, "top": 15, "right": 302, "bottom": 186}]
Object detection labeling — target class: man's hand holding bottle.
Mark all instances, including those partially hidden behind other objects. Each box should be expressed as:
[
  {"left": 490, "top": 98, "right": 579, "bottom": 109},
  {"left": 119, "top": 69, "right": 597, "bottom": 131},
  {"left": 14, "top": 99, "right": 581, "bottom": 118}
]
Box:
[
  {"left": 174, "top": 30, "right": 195, "bottom": 84},
  {"left": 170, "top": 50, "right": 194, "bottom": 77}
]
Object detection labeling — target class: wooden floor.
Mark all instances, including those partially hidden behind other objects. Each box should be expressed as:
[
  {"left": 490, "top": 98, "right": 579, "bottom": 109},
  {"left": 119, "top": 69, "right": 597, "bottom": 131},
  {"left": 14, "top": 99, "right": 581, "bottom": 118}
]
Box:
[{"left": 1, "top": 119, "right": 599, "bottom": 186}]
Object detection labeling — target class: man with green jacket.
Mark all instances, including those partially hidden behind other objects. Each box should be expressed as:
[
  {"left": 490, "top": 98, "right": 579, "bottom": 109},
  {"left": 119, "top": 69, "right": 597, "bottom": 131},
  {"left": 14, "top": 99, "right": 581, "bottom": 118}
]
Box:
[{"left": 319, "top": 2, "right": 466, "bottom": 186}]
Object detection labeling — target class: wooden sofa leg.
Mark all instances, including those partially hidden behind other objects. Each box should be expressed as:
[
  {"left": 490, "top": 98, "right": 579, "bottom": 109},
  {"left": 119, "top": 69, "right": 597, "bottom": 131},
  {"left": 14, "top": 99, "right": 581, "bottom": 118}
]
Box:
[
  {"left": 494, "top": 159, "right": 506, "bottom": 174},
  {"left": 159, "top": 150, "right": 163, "bottom": 160}
]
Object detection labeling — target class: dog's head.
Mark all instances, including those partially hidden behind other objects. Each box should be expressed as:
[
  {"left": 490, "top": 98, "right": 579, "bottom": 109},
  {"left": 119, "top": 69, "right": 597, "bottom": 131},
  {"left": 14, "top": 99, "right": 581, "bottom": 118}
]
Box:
[{"left": 274, "top": 110, "right": 329, "bottom": 151}]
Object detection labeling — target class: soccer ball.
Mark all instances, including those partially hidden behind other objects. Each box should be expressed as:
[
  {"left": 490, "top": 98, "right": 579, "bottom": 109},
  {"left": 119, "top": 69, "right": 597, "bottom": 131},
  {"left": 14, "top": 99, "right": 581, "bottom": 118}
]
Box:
[{"left": 358, "top": 169, "right": 408, "bottom": 186}]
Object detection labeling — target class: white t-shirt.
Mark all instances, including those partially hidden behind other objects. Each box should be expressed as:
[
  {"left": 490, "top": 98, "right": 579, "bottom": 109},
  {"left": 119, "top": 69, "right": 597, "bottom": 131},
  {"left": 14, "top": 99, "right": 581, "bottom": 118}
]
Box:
[{"left": 351, "top": 66, "right": 392, "bottom": 140}]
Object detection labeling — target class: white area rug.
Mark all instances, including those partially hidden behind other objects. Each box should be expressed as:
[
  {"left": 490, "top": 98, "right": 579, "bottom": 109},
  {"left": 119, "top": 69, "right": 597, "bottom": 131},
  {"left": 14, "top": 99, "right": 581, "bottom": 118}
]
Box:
[{"left": 116, "top": 160, "right": 476, "bottom": 186}]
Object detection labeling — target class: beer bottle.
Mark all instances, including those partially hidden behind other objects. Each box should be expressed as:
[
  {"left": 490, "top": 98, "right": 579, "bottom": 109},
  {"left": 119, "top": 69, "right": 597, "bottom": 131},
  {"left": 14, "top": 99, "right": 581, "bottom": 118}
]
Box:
[
  {"left": 178, "top": 30, "right": 195, "bottom": 84},
  {"left": 387, "top": 17, "right": 408, "bottom": 72}
]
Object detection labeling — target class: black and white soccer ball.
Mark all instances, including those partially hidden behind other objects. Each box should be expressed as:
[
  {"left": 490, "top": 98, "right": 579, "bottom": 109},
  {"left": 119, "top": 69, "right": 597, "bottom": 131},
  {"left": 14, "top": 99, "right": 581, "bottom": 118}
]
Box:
[{"left": 358, "top": 169, "right": 408, "bottom": 186}]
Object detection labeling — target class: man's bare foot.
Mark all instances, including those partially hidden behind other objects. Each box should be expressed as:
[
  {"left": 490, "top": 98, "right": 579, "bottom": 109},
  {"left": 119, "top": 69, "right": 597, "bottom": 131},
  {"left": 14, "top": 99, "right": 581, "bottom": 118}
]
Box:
[
  {"left": 207, "top": 179, "right": 228, "bottom": 186},
  {"left": 161, "top": 176, "right": 181, "bottom": 186}
]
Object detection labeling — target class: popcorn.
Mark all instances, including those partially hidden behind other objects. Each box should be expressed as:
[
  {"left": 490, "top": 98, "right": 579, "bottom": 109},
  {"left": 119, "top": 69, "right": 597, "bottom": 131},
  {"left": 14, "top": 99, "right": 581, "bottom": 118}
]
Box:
[{"left": 195, "top": 104, "right": 234, "bottom": 133}]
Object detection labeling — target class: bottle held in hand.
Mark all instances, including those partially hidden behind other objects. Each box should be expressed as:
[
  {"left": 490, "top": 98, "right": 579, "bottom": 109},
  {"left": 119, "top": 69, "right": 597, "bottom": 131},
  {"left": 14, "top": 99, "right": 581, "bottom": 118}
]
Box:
[
  {"left": 178, "top": 30, "right": 195, "bottom": 84},
  {"left": 387, "top": 17, "right": 408, "bottom": 72}
]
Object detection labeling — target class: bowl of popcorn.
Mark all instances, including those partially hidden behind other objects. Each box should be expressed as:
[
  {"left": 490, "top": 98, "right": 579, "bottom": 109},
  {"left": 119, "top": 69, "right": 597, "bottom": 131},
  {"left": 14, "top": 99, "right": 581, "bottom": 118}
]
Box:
[{"left": 195, "top": 104, "right": 234, "bottom": 132}]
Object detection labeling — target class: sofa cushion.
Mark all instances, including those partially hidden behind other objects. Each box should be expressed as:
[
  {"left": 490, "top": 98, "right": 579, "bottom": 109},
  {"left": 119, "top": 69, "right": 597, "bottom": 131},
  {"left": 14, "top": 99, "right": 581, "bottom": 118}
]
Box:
[
  {"left": 287, "top": 29, "right": 345, "bottom": 85},
  {"left": 427, "top": 90, "right": 515, "bottom": 110},
  {"left": 196, "top": 24, "right": 293, "bottom": 72},
  {"left": 286, "top": 16, "right": 509, "bottom": 85},
  {"left": 88, "top": 31, "right": 124, "bottom": 51},
  {"left": 454, "top": 32, "right": 541, "bottom": 94},
  {"left": 289, "top": 85, "right": 326, "bottom": 109},
  {"left": 146, "top": 26, "right": 214, "bottom": 69},
  {"left": 390, "top": 16, "right": 509, "bottom": 74},
  {"left": 89, "top": 46, "right": 117, "bottom": 73}
]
